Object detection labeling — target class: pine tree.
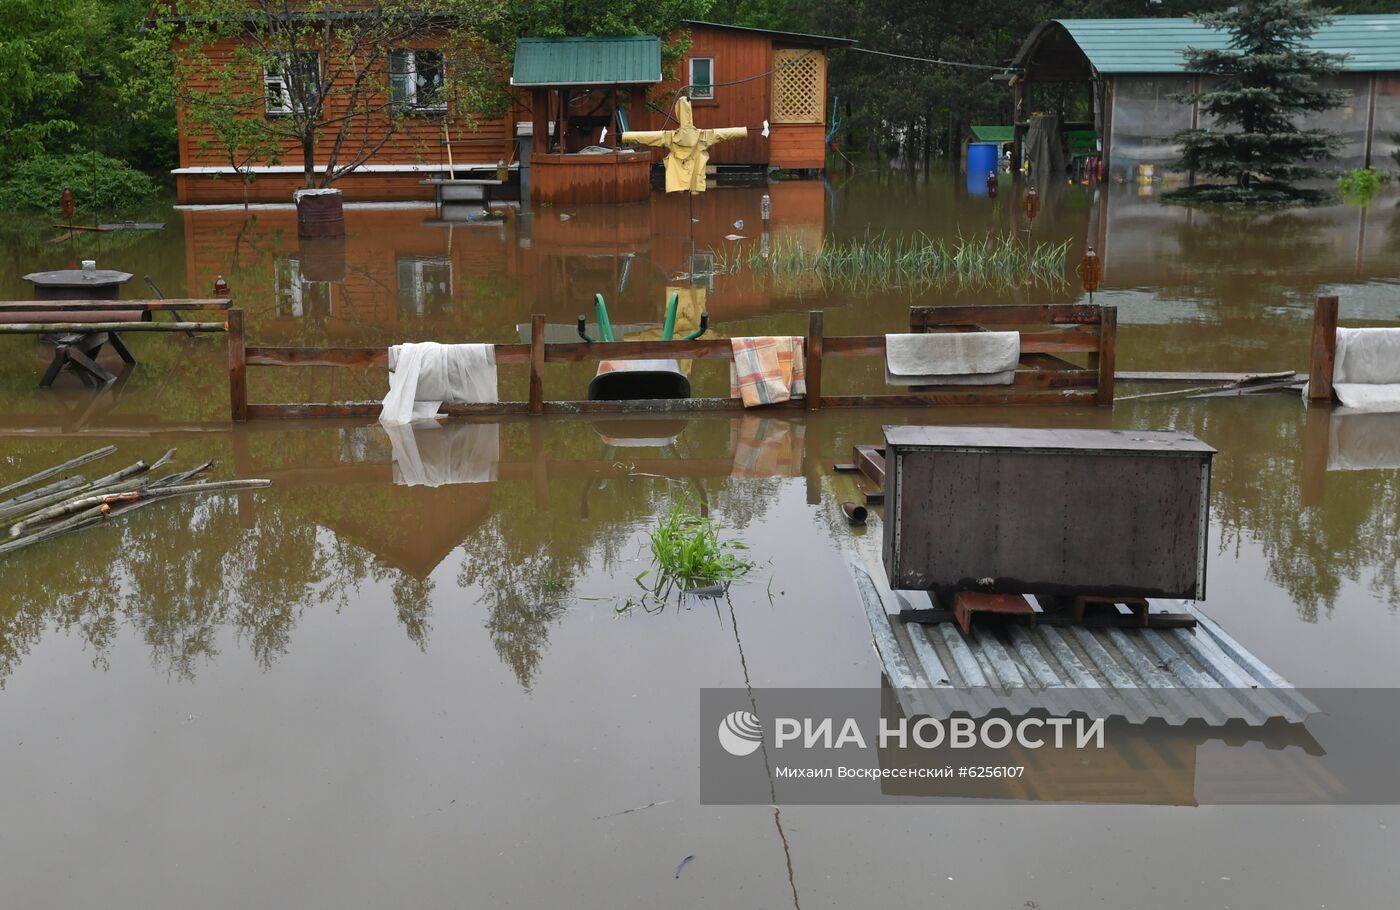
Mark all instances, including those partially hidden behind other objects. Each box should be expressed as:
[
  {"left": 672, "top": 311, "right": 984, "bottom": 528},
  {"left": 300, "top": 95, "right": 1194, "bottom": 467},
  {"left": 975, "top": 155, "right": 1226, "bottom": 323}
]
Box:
[{"left": 1166, "top": 0, "right": 1347, "bottom": 207}]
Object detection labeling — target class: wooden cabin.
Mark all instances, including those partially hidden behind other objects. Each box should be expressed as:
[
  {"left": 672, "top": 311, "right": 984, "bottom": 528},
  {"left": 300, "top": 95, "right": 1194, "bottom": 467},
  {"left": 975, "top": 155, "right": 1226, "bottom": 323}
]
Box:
[
  {"left": 169, "top": 14, "right": 849, "bottom": 204},
  {"left": 633, "top": 21, "right": 852, "bottom": 172}
]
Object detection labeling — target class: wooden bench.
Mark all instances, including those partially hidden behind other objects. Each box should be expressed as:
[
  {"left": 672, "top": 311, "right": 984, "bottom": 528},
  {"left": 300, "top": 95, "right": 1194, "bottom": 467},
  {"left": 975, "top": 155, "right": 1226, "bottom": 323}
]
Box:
[{"left": 0, "top": 299, "right": 232, "bottom": 387}]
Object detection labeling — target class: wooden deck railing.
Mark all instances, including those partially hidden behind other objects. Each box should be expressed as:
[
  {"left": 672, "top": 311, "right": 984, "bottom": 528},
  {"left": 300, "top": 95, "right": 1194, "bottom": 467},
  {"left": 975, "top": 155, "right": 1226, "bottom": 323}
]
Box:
[{"left": 227, "top": 303, "right": 1119, "bottom": 422}]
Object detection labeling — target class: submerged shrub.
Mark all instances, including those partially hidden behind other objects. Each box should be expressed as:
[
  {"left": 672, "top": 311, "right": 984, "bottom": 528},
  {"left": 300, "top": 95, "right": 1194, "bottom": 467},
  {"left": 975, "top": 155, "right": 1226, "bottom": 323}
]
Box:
[{"left": 0, "top": 151, "right": 158, "bottom": 213}]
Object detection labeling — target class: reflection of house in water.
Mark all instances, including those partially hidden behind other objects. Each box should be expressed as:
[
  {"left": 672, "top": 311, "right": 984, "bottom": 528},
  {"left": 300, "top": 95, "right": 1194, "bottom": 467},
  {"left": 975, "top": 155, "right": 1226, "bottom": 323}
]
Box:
[{"left": 179, "top": 181, "right": 827, "bottom": 342}]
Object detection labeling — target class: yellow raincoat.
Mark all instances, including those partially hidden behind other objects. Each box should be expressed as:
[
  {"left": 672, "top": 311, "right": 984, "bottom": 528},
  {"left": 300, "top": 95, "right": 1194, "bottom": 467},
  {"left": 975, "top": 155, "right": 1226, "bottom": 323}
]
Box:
[{"left": 622, "top": 96, "right": 747, "bottom": 194}]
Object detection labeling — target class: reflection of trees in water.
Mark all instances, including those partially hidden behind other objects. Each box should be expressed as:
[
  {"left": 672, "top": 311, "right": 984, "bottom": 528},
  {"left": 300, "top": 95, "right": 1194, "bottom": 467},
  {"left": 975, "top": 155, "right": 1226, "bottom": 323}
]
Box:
[
  {"left": 1135, "top": 398, "right": 1400, "bottom": 620},
  {"left": 0, "top": 418, "right": 797, "bottom": 689}
]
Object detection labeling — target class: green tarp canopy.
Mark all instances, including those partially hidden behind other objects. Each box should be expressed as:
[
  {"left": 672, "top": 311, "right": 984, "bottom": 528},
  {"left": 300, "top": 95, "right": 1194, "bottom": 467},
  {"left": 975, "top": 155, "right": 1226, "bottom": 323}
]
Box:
[
  {"left": 970, "top": 125, "right": 1014, "bottom": 143},
  {"left": 512, "top": 36, "right": 663, "bottom": 87}
]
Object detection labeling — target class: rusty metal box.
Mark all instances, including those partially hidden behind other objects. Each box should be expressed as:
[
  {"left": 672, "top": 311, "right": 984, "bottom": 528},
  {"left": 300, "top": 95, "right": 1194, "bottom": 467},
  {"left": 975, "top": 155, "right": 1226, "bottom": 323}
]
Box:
[{"left": 881, "top": 426, "right": 1214, "bottom": 598}]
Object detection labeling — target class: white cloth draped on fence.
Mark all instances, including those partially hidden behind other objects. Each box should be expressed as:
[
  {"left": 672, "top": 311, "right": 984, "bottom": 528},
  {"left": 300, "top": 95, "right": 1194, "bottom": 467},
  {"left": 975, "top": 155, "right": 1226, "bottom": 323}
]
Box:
[
  {"left": 884, "top": 331, "right": 1020, "bottom": 386},
  {"left": 379, "top": 342, "right": 497, "bottom": 425}
]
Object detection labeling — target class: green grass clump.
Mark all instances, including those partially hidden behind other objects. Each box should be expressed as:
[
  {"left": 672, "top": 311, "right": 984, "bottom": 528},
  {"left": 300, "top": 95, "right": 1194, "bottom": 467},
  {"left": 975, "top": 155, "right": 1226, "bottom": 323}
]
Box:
[
  {"left": 638, "top": 496, "right": 754, "bottom": 598},
  {"left": 711, "top": 230, "right": 1070, "bottom": 292}
]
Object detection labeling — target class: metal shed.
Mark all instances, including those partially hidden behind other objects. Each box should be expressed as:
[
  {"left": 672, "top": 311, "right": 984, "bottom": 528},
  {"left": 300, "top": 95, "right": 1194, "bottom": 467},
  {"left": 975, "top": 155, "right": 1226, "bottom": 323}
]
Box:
[{"left": 1006, "top": 15, "right": 1400, "bottom": 180}]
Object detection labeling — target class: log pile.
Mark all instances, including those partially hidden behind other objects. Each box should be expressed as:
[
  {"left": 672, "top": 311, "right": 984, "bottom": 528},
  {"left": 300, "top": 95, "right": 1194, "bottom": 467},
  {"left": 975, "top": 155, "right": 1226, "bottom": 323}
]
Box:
[{"left": 0, "top": 446, "right": 270, "bottom": 555}]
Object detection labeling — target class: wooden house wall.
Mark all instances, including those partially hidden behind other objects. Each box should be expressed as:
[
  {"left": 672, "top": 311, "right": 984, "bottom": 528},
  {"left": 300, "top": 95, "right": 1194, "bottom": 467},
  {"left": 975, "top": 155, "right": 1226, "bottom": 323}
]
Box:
[
  {"left": 175, "top": 34, "right": 518, "bottom": 202},
  {"left": 630, "top": 27, "right": 832, "bottom": 169}
]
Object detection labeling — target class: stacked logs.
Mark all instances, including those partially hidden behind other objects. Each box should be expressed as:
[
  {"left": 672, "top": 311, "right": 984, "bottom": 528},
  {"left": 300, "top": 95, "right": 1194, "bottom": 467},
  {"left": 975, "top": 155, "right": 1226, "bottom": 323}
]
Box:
[{"left": 0, "top": 446, "right": 270, "bottom": 555}]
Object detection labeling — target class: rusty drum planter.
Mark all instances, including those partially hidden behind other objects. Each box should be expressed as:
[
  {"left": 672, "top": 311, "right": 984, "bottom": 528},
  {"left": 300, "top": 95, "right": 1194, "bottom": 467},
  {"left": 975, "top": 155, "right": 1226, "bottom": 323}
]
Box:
[
  {"left": 295, "top": 188, "right": 346, "bottom": 239},
  {"left": 881, "top": 426, "right": 1215, "bottom": 599}
]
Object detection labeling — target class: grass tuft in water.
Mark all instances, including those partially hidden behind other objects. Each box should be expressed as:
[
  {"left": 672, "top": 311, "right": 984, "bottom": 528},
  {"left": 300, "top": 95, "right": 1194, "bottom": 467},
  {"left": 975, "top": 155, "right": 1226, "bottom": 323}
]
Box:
[
  {"left": 711, "top": 230, "right": 1070, "bottom": 292},
  {"left": 637, "top": 495, "right": 754, "bottom": 598}
]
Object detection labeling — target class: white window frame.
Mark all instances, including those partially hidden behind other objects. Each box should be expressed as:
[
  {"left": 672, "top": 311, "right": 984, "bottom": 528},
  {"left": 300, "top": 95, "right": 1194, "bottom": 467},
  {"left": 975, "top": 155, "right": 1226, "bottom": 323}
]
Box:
[
  {"left": 265, "top": 52, "right": 321, "bottom": 116},
  {"left": 396, "top": 256, "right": 454, "bottom": 315},
  {"left": 689, "top": 57, "right": 715, "bottom": 100},
  {"left": 391, "top": 48, "right": 447, "bottom": 114}
]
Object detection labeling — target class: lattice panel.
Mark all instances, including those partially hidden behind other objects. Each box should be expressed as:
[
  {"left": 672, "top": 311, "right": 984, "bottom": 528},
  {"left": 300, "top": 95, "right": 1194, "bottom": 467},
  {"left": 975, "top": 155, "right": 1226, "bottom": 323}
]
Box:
[{"left": 770, "top": 50, "right": 824, "bottom": 124}]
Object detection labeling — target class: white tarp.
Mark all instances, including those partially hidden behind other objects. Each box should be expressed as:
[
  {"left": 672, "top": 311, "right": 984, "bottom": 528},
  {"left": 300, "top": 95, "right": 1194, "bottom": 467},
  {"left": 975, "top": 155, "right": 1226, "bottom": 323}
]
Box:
[
  {"left": 380, "top": 342, "right": 497, "bottom": 425},
  {"left": 885, "top": 331, "right": 1020, "bottom": 386},
  {"left": 1332, "top": 327, "right": 1400, "bottom": 412}
]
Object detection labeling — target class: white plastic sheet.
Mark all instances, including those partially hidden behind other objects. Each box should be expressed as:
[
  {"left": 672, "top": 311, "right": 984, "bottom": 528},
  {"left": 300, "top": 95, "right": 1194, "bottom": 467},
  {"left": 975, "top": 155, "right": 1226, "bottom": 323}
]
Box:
[
  {"left": 1333, "top": 327, "right": 1400, "bottom": 412},
  {"left": 380, "top": 342, "right": 497, "bottom": 425}
]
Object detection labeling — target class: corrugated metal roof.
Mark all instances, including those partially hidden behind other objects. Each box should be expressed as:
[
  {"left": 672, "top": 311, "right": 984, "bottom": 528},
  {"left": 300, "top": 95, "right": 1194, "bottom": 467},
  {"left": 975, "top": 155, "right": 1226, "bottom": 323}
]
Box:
[
  {"left": 849, "top": 534, "right": 1315, "bottom": 728},
  {"left": 512, "top": 36, "right": 662, "bottom": 87},
  {"left": 1036, "top": 15, "right": 1400, "bottom": 74}
]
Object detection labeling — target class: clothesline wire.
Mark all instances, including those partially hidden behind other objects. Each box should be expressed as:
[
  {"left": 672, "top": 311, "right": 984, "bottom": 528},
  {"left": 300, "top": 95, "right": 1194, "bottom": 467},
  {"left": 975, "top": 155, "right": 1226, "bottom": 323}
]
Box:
[{"left": 844, "top": 46, "right": 1007, "bottom": 72}]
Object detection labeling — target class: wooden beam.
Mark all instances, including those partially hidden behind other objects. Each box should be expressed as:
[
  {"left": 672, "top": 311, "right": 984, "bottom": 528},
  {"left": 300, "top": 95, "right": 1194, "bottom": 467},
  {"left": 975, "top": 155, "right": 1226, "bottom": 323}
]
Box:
[
  {"left": 806, "top": 309, "right": 824, "bottom": 410},
  {"left": 227, "top": 308, "right": 248, "bottom": 423},
  {"left": 0, "top": 321, "right": 226, "bottom": 333},
  {"left": 0, "top": 298, "right": 232, "bottom": 312},
  {"left": 910, "top": 304, "right": 1104, "bottom": 326},
  {"left": 1308, "top": 295, "right": 1339, "bottom": 403}
]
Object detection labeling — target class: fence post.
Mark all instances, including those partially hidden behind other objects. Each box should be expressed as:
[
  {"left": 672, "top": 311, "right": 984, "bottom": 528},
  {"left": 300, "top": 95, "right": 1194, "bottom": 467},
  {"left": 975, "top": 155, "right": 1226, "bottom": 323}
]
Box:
[
  {"left": 1095, "top": 305, "right": 1117, "bottom": 406},
  {"left": 529, "top": 313, "right": 545, "bottom": 415},
  {"left": 1308, "top": 295, "right": 1339, "bottom": 403},
  {"left": 227, "top": 307, "right": 248, "bottom": 422},
  {"left": 805, "top": 309, "right": 824, "bottom": 411}
]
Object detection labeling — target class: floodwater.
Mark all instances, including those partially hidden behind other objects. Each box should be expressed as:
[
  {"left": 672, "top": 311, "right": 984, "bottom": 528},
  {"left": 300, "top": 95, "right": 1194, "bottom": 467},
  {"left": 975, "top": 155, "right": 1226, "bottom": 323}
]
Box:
[{"left": 1, "top": 172, "right": 1398, "bottom": 908}]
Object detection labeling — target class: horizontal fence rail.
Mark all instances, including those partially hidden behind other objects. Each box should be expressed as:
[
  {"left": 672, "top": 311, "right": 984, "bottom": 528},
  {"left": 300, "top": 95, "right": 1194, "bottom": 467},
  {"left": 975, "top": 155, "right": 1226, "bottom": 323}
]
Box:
[{"left": 226, "top": 305, "right": 1118, "bottom": 422}]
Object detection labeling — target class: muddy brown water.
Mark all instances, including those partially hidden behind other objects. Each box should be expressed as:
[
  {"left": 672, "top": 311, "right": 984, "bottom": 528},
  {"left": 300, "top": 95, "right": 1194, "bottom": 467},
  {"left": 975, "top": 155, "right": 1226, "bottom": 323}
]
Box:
[{"left": 0, "top": 174, "right": 1397, "bottom": 907}]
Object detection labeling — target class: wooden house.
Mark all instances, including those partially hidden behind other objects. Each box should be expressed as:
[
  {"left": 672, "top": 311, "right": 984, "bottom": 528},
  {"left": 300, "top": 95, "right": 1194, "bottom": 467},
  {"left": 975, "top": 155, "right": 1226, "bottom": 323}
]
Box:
[
  {"left": 169, "top": 13, "right": 848, "bottom": 204},
  {"left": 633, "top": 21, "right": 852, "bottom": 173}
]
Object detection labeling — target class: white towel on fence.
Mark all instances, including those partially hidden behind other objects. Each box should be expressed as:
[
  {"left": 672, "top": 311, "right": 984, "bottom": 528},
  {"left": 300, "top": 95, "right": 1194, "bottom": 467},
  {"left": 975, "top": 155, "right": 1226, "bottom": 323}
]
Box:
[
  {"left": 380, "top": 342, "right": 497, "bottom": 425},
  {"left": 885, "top": 331, "right": 1020, "bottom": 386},
  {"left": 383, "top": 420, "right": 500, "bottom": 486},
  {"left": 1329, "top": 327, "right": 1400, "bottom": 412}
]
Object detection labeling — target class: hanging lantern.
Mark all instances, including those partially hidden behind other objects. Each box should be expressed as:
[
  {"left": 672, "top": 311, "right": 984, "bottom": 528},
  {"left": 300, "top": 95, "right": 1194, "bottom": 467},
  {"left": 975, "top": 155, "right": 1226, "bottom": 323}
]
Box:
[
  {"left": 496, "top": 158, "right": 509, "bottom": 183},
  {"left": 1076, "top": 246, "right": 1103, "bottom": 296},
  {"left": 1023, "top": 186, "right": 1040, "bottom": 222},
  {"left": 986, "top": 170, "right": 998, "bottom": 198}
]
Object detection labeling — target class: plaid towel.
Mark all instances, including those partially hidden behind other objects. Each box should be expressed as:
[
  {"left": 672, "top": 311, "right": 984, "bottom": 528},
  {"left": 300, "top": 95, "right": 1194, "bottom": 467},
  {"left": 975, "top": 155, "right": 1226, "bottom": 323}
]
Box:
[{"left": 729, "top": 337, "right": 806, "bottom": 407}]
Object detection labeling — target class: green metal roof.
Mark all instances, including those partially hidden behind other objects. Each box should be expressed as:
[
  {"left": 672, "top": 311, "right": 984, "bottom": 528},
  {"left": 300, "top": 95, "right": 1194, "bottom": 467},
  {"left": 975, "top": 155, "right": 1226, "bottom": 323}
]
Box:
[
  {"left": 970, "top": 125, "right": 1014, "bottom": 142},
  {"left": 512, "top": 36, "right": 662, "bottom": 87},
  {"left": 1024, "top": 15, "right": 1400, "bottom": 75}
]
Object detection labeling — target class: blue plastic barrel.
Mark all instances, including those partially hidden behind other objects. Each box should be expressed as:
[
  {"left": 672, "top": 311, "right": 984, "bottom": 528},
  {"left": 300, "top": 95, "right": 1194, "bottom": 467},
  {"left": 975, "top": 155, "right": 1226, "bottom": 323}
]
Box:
[{"left": 966, "top": 141, "right": 999, "bottom": 195}]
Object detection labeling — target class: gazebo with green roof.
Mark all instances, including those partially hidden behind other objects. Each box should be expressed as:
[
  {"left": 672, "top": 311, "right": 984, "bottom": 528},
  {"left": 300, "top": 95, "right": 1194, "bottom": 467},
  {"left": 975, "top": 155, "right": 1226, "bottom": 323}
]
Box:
[
  {"left": 512, "top": 35, "right": 663, "bottom": 204},
  {"left": 1004, "top": 15, "right": 1400, "bottom": 181}
]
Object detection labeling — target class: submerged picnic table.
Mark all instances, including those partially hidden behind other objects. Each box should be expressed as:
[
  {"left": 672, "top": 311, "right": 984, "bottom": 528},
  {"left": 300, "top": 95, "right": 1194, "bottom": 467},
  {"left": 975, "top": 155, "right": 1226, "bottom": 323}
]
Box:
[{"left": 0, "top": 297, "right": 233, "bottom": 387}]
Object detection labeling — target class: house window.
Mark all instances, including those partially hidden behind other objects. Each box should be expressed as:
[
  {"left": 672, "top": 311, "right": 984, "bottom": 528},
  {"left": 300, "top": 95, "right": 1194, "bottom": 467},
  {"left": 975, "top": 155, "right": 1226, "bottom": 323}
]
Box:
[
  {"left": 265, "top": 53, "right": 321, "bottom": 115},
  {"left": 390, "top": 49, "right": 446, "bottom": 113},
  {"left": 689, "top": 57, "right": 714, "bottom": 100},
  {"left": 770, "top": 49, "right": 824, "bottom": 124}
]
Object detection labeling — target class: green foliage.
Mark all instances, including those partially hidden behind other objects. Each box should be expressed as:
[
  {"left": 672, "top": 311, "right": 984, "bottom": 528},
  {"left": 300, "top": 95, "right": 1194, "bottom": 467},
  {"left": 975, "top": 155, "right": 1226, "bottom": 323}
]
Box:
[
  {"left": 1338, "top": 166, "right": 1390, "bottom": 205},
  {"left": 0, "top": 152, "right": 157, "bottom": 213},
  {"left": 712, "top": 231, "right": 1069, "bottom": 290},
  {"left": 0, "top": 0, "right": 178, "bottom": 174},
  {"left": 1166, "top": 0, "right": 1346, "bottom": 207},
  {"left": 639, "top": 496, "right": 754, "bottom": 597}
]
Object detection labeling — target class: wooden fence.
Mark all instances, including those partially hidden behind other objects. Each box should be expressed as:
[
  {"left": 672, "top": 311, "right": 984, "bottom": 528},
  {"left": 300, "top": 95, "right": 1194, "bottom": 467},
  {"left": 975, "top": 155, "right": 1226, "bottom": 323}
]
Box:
[{"left": 227, "top": 303, "right": 1117, "bottom": 421}]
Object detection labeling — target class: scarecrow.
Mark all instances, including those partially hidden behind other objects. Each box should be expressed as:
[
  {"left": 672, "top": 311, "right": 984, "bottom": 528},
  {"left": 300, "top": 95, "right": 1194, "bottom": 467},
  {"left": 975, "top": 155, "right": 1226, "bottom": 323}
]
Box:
[{"left": 621, "top": 96, "right": 747, "bottom": 194}]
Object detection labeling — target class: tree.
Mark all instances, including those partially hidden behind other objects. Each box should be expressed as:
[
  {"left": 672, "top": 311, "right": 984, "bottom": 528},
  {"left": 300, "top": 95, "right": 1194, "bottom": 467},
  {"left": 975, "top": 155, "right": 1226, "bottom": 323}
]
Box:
[
  {"left": 173, "top": 0, "right": 475, "bottom": 191},
  {"left": 1167, "top": 0, "right": 1347, "bottom": 207}
]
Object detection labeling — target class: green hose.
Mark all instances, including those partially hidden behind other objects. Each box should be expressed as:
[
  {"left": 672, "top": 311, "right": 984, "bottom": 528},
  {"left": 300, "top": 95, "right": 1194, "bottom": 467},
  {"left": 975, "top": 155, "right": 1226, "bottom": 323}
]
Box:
[
  {"left": 660, "top": 291, "right": 679, "bottom": 340},
  {"left": 594, "top": 293, "right": 614, "bottom": 342}
]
